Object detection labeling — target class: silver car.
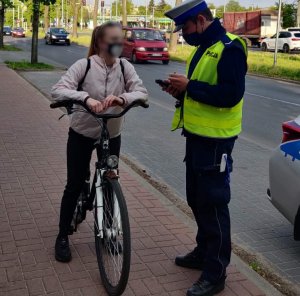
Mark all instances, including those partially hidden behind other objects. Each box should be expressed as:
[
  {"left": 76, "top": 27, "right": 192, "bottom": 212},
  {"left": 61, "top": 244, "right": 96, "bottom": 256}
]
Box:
[{"left": 268, "top": 116, "right": 300, "bottom": 240}]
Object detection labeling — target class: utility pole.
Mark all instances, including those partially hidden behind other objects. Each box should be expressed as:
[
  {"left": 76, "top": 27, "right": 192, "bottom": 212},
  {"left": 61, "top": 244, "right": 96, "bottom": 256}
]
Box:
[
  {"left": 273, "top": 0, "right": 282, "bottom": 67},
  {"left": 122, "top": 0, "right": 127, "bottom": 26},
  {"left": 116, "top": 0, "right": 118, "bottom": 21},
  {"left": 223, "top": 0, "right": 226, "bottom": 13},
  {"left": 12, "top": 0, "right": 15, "bottom": 28},
  {"left": 61, "top": 0, "right": 64, "bottom": 27},
  {"left": 145, "top": 0, "right": 148, "bottom": 27},
  {"left": 297, "top": 0, "right": 300, "bottom": 27}
]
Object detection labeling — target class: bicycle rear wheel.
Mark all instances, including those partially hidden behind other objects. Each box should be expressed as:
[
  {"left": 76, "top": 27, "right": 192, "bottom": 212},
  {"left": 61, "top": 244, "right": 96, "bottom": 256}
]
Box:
[{"left": 94, "top": 176, "right": 131, "bottom": 296}]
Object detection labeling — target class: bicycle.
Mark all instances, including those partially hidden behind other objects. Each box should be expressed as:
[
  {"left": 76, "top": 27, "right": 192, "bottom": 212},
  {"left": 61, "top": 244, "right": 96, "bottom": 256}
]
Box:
[{"left": 50, "top": 99, "right": 149, "bottom": 296}]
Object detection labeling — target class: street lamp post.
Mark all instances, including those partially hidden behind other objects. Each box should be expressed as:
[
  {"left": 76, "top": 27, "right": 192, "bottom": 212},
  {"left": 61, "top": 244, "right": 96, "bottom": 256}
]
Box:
[
  {"left": 273, "top": 0, "right": 282, "bottom": 67},
  {"left": 223, "top": 0, "right": 226, "bottom": 13},
  {"left": 80, "top": 4, "right": 83, "bottom": 30},
  {"left": 145, "top": 0, "right": 148, "bottom": 27}
]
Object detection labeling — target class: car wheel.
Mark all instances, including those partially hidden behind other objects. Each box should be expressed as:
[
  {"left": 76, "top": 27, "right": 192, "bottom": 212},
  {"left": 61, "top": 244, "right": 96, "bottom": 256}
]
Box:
[
  {"left": 162, "top": 60, "right": 169, "bottom": 65},
  {"left": 261, "top": 43, "right": 268, "bottom": 52},
  {"left": 66, "top": 41, "right": 71, "bottom": 46},
  {"left": 283, "top": 44, "right": 290, "bottom": 54},
  {"left": 131, "top": 52, "right": 139, "bottom": 64},
  {"left": 50, "top": 39, "right": 55, "bottom": 45},
  {"left": 45, "top": 38, "right": 48, "bottom": 45}
]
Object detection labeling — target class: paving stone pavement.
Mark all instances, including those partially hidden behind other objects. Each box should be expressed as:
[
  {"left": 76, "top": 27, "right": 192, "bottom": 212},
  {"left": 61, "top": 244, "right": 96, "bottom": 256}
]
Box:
[
  {"left": 18, "top": 68, "right": 300, "bottom": 289},
  {"left": 0, "top": 64, "right": 275, "bottom": 295}
]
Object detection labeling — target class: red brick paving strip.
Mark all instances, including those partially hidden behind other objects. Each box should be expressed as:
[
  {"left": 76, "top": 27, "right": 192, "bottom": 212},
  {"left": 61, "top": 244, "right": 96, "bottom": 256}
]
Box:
[{"left": 0, "top": 65, "right": 265, "bottom": 295}]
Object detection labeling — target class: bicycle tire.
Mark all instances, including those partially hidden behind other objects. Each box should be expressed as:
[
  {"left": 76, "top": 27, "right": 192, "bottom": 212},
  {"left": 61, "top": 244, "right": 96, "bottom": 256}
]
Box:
[{"left": 94, "top": 177, "right": 131, "bottom": 296}]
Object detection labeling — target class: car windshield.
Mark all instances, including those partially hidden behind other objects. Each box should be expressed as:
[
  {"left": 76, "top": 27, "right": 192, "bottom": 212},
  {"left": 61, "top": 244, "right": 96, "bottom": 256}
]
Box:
[
  {"left": 133, "top": 30, "right": 163, "bottom": 41},
  {"left": 294, "top": 33, "right": 300, "bottom": 38},
  {"left": 51, "top": 28, "right": 68, "bottom": 34}
]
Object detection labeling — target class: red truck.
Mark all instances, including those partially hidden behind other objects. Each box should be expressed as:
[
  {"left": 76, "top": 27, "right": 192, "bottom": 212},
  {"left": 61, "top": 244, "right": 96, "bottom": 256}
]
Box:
[{"left": 223, "top": 10, "right": 278, "bottom": 47}]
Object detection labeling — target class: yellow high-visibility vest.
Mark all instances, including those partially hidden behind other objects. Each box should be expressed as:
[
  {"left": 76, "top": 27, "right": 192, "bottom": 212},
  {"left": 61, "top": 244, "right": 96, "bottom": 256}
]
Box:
[{"left": 171, "top": 32, "right": 247, "bottom": 138}]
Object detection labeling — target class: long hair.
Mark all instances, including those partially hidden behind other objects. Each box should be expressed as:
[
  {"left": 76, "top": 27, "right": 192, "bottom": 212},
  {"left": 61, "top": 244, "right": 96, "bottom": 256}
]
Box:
[{"left": 88, "top": 21, "right": 122, "bottom": 58}]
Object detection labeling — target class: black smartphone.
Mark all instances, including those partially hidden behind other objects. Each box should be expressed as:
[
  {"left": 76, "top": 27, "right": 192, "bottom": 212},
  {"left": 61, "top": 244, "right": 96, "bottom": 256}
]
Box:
[{"left": 155, "top": 79, "right": 170, "bottom": 88}]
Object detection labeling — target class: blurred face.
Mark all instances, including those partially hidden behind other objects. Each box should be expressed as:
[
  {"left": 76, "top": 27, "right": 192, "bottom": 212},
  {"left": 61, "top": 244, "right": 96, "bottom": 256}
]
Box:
[
  {"left": 181, "top": 15, "right": 208, "bottom": 46},
  {"left": 182, "top": 15, "right": 206, "bottom": 35},
  {"left": 98, "top": 26, "right": 123, "bottom": 58}
]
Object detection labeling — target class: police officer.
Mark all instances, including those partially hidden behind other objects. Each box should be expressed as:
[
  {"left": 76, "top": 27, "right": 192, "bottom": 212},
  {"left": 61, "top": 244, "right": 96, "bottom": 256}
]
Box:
[{"left": 162, "top": 1, "right": 247, "bottom": 295}]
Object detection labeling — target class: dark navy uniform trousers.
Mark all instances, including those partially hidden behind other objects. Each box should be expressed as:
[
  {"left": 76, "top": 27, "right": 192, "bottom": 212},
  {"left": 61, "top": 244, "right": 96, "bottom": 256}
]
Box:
[{"left": 185, "top": 135, "right": 235, "bottom": 284}]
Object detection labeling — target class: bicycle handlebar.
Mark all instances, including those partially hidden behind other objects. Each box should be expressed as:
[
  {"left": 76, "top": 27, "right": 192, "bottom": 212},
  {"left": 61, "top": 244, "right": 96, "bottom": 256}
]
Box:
[{"left": 50, "top": 99, "right": 149, "bottom": 119}]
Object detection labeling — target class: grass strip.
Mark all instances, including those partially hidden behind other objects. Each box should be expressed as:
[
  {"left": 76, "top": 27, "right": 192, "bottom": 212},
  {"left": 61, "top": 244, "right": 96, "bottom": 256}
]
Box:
[
  {"left": 169, "top": 45, "right": 300, "bottom": 82},
  {"left": 5, "top": 60, "right": 54, "bottom": 71},
  {"left": 0, "top": 44, "right": 22, "bottom": 51}
]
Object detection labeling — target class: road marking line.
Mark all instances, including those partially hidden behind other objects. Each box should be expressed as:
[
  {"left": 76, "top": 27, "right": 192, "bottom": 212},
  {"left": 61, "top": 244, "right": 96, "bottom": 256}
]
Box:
[
  {"left": 245, "top": 92, "right": 300, "bottom": 107},
  {"left": 150, "top": 98, "right": 174, "bottom": 111}
]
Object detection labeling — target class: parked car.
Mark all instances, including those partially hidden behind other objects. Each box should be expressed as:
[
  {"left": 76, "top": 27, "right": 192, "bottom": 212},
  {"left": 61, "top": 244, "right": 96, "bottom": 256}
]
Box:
[
  {"left": 12, "top": 27, "right": 25, "bottom": 38},
  {"left": 287, "top": 27, "right": 300, "bottom": 32},
  {"left": 45, "top": 27, "right": 70, "bottom": 45},
  {"left": 268, "top": 116, "right": 300, "bottom": 240},
  {"left": 122, "top": 27, "right": 170, "bottom": 64},
  {"left": 3, "top": 26, "right": 12, "bottom": 36},
  {"left": 261, "top": 31, "right": 300, "bottom": 53}
]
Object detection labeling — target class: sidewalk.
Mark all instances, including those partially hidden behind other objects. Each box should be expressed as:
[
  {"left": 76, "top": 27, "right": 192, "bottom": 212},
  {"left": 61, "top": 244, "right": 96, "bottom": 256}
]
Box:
[{"left": 0, "top": 64, "right": 280, "bottom": 296}]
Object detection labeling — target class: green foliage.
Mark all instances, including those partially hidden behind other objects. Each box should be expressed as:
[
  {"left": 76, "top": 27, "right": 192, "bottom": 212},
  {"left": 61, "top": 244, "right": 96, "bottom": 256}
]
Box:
[
  {"left": 5, "top": 59, "right": 54, "bottom": 70},
  {"left": 111, "top": 0, "right": 134, "bottom": 16},
  {"left": 225, "top": 0, "right": 246, "bottom": 12},
  {"left": 281, "top": 3, "right": 297, "bottom": 28}
]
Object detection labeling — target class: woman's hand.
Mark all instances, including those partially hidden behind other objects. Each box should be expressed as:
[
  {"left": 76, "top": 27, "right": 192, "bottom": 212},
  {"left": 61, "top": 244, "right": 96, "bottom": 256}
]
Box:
[
  {"left": 103, "top": 95, "right": 125, "bottom": 109},
  {"left": 86, "top": 98, "right": 104, "bottom": 113}
]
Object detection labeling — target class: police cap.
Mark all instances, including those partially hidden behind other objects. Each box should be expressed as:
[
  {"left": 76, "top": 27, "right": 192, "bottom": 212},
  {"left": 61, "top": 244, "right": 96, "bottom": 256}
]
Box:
[{"left": 165, "top": 0, "right": 208, "bottom": 32}]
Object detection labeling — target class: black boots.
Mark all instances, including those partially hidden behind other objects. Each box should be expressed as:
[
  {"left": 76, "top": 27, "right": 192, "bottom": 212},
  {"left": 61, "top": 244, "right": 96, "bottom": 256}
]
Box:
[
  {"left": 55, "top": 235, "right": 72, "bottom": 263},
  {"left": 187, "top": 278, "right": 225, "bottom": 296},
  {"left": 175, "top": 248, "right": 204, "bottom": 270}
]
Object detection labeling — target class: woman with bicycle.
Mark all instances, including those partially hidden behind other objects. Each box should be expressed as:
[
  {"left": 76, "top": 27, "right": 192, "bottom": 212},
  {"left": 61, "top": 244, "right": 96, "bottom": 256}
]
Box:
[{"left": 51, "top": 21, "right": 148, "bottom": 263}]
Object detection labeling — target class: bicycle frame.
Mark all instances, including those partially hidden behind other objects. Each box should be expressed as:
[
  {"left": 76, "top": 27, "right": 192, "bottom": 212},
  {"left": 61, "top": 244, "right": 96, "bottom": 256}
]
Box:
[{"left": 88, "top": 118, "right": 121, "bottom": 240}]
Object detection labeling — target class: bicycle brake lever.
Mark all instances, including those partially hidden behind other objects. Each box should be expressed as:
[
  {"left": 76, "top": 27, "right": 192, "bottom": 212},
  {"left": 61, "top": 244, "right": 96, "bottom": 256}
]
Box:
[{"left": 58, "top": 113, "right": 67, "bottom": 120}]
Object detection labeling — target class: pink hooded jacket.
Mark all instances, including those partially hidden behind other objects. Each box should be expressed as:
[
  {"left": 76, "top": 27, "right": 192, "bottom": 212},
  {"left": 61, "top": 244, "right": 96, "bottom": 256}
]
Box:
[{"left": 51, "top": 55, "right": 148, "bottom": 139}]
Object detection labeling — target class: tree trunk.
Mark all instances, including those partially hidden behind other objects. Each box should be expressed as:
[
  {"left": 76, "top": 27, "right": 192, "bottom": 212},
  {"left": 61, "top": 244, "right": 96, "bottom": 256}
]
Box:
[
  {"left": 31, "top": 0, "right": 40, "bottom": 64},
  {"left": 0, "top": 5, "right": 4, "bottom": 49},
  {"left": 122, "top": 0, "right": 127, "bottom": 26},
  {"left": 168, "top": 0, "right": 182, "bottom": 51},
  {"left": 72, "top": 3, "right": 79, "bottom": 38},
  {"left": 44, "top": 5, "right": 49, "bottom": 32},
  {"left": 93, "top": 0, "right": 99, "bottom": 27}
]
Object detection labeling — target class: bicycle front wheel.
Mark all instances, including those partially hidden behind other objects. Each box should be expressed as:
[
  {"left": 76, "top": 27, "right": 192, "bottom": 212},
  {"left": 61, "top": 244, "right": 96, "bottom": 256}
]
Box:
[{"left": 94, "top": 177, "right": 131, "bottom": 296}]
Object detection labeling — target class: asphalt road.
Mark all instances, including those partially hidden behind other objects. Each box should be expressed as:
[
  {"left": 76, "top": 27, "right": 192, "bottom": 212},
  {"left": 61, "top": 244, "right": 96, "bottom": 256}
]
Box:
[
  {"left": 6, "top": 36, "right": 300, "bottom": 287},
  {"left": 11, "top": 37, "right": 300, "bottom": 149}
]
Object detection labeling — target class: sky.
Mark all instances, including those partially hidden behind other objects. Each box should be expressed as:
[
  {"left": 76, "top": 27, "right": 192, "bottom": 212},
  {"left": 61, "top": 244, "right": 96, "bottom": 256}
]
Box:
[{"left": 89, "top": 0, "right": 297, "bottom": 10}]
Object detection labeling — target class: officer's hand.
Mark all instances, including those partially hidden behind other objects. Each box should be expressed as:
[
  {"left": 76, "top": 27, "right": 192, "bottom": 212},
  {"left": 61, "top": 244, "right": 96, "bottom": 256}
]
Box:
[
  {"left": 163, "top": 84, "right": 181, "bottom": 98},
  {"left": 169, "top": 74, "right": 189, "bottom": 93}
]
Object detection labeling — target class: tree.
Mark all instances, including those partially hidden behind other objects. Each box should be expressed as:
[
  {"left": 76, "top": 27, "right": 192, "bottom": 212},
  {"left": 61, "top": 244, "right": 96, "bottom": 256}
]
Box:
[
  {"left": 93, "top": 0, "right": 98, "bottom": 27},
  {"left": 225, "top": 0, "right": 245, "bottom": 12},
  {"left": 70, "top": 0, "right": 79, "bottom": 37},
  {"left": 281, "top": 3, "right": 297, "bottom": 28},
  {"left": 0, "top": 0, "right": 13, "bottom": 48},
  {"left": 31, "top": 0, "right": 55, "bottom": 63},
  {"left": 44, "top": 4, "right": 49, "bottom": 31},
  {"left": 169, "top": 0, "right": 181, "bottom": 51}
]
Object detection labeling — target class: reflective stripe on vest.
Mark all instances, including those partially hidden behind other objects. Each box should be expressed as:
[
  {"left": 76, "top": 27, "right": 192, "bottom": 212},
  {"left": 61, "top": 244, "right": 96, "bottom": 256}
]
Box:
[{"left": 171, "top": 33, "right": 247, "bottom": 138}]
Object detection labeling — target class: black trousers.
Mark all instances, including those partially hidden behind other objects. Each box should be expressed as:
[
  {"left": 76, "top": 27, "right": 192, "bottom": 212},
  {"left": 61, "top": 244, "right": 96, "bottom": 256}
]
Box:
[
  {"left": 185, "top": 136, "right": 235, "bottom": 284},
  {"left": 59, "top": 128, "right": 121, "bottom": 236}
]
